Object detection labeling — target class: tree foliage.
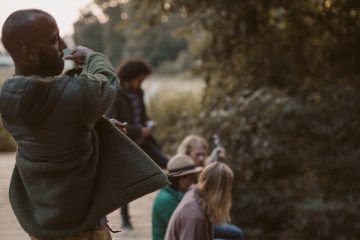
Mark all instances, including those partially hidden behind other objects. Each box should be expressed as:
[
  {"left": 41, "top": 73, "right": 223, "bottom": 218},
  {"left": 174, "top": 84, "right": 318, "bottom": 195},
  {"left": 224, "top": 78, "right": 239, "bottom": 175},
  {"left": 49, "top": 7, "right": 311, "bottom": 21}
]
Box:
[
  {"left": 73, "top": 10, "right": 104, "bottom": 53},
  {"left": 112, "top": 0, "right": 360, "bottom": 239},
  {"left": 74, "top": 0, "right": 188, "bottom": 68}
]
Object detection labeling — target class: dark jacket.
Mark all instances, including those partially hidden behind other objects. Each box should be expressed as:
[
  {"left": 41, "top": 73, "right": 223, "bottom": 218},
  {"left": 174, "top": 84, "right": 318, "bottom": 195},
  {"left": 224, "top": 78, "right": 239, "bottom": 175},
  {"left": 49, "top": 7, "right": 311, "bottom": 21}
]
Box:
[
  {"left": 0, "top": 53, "right": 168, "bottom": 238},
  {"left": 106, "top": 84, "right": 149, "bottom": 140}
]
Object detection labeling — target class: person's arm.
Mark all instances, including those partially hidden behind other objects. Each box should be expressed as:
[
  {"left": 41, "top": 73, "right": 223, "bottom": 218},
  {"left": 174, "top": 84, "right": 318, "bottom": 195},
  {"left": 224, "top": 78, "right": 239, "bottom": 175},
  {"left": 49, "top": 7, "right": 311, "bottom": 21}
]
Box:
[
  {"left": 66, "top": 46, "right": 118, "bottom": 129},
  {"left": 206, "top": 146, "right": 226, "bottom": 165},
  {"left": 108, "top": 118, "right": 127, "bottom": 134}
]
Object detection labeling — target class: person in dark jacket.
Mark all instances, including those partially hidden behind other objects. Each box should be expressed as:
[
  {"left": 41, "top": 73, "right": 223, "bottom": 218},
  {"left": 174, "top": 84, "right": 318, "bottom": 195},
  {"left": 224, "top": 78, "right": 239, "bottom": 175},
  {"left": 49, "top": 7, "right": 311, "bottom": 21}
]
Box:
[
  {"left": 106, "top": 59, "right": 169, "bottom": 230},
  {"left": 0, "top": 9, "right": 168, "bottom": 240}
]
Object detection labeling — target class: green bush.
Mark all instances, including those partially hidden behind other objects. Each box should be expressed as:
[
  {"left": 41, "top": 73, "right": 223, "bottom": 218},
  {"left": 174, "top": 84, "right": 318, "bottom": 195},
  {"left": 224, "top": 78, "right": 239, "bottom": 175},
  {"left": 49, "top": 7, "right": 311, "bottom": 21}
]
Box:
[
  {"left": 148, "top": 82, "right": 360, "bottom": 240},
  {"left": 199, "top": 86, "right": 360, "bottom": 240},
  {"left": 147, "top": 86, "right": 203, "bottom": 155}
]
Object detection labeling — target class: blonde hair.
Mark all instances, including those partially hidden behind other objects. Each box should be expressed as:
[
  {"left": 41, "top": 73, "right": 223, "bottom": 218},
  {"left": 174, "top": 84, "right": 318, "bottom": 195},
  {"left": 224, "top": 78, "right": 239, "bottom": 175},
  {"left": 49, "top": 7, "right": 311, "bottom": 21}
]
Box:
[
  {"left": 197, "top": 162, "right": 234, "bottom": 224},
  {"left": 177, "top": 135, "right": 209, "bottom": 156}
]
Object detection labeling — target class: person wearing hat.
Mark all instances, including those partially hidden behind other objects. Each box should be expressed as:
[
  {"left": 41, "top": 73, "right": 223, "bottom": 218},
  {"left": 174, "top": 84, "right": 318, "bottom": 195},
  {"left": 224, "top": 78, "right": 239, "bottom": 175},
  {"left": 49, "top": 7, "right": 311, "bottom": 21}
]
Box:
[
  {"left": 165, "top": 162, "right": 235, "bottom": 240},
  {"left": 177, "top": 134, "right": 244, "bottom": 240},
  {"left": 152, "top": 154, "right": 203, "bottom": 240}
]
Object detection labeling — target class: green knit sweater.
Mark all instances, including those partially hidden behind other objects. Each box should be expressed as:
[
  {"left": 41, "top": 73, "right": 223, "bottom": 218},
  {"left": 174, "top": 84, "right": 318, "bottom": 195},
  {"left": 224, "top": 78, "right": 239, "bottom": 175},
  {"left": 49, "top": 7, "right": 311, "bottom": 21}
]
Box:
[
  {"left": 0, "top": 53, "right": 168, "bottom": 238},
  {"left": 152, "top": 186, "right": 184, "bottom": 240}
]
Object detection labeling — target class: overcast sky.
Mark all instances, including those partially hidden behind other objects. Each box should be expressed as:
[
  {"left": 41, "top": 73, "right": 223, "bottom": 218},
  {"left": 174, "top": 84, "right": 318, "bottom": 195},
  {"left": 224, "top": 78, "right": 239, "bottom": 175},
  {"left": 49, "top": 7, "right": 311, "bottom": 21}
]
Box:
[{"left": 0, "top": 0, "right": 96, "bottom": 37}]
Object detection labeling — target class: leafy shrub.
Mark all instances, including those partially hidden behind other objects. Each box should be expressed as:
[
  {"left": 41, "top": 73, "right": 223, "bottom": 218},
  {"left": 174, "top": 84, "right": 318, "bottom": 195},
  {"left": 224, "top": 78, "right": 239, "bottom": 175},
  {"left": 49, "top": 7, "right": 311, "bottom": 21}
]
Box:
[
  {"left": 146, "top": 80, "right": 203, "bottom": 155},
  {"left": 199, "top": 86, "right": 360, "bottom": 240}
]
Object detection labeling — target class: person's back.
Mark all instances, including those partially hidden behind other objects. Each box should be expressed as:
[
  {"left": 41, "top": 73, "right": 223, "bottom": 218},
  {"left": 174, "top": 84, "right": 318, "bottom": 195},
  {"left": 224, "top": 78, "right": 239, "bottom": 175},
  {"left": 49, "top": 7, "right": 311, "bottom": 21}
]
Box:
[
  {"left": 0, "top": 56, "right": 116, "bottom": 236},
  {"left": 152, "top": 186, "right": 184, "bottom": 240},
  {"left": 165, "top": 186, "right": 213, "bottom": 240},
  {"left": 3, "top": 74, "right": 99, "bottom": 161},
  {"left": 0, "top": 9, "right": 168, "bottom": 239},
  {"left": 0, "top": 8, "right": 116, "bottom": 235}
]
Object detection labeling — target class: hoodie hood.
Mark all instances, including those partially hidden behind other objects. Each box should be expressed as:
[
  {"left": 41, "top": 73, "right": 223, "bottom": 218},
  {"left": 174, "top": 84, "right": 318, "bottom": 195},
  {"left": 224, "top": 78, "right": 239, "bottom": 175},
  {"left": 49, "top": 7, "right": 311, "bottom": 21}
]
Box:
[{"left": 0, "top": 75, "right": 70, "bottom": 127}]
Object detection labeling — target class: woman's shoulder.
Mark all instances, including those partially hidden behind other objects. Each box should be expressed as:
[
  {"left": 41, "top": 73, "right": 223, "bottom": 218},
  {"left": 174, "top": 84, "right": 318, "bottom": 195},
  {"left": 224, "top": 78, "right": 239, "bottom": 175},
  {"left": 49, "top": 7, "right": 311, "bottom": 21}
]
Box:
[{"left": 177, "top": 188, "right": 205, "bottom": 219}]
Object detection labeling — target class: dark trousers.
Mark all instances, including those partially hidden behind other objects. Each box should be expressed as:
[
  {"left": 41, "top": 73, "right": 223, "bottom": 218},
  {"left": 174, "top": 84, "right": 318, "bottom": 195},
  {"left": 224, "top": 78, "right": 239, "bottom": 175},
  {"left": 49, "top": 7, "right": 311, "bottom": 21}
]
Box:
[
  {"left": 214, "top": 223, "right": 244, "bottom": 240},
  {"left": 121, "top": 204, "right": 130, "bottom": 225},
  {"left": 139, "top": 138, "right": 168, "bottom": 169}
]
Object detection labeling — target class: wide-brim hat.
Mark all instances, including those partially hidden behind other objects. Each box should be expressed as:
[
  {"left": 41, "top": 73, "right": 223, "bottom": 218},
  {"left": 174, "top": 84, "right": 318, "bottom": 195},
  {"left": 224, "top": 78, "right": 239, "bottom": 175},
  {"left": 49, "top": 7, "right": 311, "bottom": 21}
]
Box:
[{"left": 166, "top": 154, "right": 203, "bottom": 177}]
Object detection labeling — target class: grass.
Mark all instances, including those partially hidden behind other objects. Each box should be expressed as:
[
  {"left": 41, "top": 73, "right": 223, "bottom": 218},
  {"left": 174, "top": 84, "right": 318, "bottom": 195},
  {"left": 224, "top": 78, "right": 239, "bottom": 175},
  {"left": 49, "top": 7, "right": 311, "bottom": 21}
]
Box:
[
  {"left": 143, "top": 72, "right": 205, "bottom": 106},
  {"left": 143, "top": 72, "right": 205, "bottom": 155}
]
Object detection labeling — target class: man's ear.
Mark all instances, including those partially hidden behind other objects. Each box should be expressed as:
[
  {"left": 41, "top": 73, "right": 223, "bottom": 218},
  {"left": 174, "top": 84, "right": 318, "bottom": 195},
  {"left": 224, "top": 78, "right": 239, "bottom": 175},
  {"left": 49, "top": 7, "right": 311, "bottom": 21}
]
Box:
[{"left": 21, "top": 46, "right": 37, "bottom": 62}]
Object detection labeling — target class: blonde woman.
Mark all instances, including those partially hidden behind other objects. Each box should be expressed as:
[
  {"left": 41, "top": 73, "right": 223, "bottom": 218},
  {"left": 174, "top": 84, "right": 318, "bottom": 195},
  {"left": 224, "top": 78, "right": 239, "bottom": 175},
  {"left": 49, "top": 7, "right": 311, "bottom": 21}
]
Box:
[
  {"left": 165, "top": 162, "right": 238, "bottom": 240},
  {"left": 177, "top": 135, "right": 243, "bottom": 240},
  {"left": 177, "top": 135, "right": 225, "bottom": 167}
]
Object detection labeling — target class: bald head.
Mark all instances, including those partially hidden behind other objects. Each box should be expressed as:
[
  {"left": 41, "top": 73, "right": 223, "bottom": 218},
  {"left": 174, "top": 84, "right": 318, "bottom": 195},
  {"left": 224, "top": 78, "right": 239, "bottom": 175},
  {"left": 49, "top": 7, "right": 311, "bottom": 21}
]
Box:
[
  {"left": 1, "top": 9, "right": 66, "bottom": 76},
  {"left": 2, "top": 9, "right": 54, "bottom": 54}
]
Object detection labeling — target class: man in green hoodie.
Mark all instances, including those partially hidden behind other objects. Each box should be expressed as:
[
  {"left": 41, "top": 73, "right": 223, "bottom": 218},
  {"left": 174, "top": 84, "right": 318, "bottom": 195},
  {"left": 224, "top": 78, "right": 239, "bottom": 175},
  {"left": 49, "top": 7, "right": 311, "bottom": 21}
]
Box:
[{"left": 0, "top": 9, "right": 168, "bottom": 240}]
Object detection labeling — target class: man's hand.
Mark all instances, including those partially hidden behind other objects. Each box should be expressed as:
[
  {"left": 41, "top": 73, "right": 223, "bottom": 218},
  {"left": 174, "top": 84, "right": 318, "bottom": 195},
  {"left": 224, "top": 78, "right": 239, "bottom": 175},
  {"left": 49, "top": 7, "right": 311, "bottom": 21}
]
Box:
[
  {"left": 65, "top": 46, "right": 93, "bottom": 67},
  {"left": 109, "top": 118, "right": 127, "bottom": 134}
]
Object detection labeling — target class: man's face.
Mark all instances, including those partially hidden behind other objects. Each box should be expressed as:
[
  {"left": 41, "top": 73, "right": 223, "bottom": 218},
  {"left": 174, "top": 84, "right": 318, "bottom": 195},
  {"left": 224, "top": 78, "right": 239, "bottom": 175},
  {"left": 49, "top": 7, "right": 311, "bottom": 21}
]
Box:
[
  {"left": 189, "top": 146, "right": 207, "bottom": 167},
  {"left": 128, "top": 75, "right": 147, "bottom": 92},
  {"left": 33, "top": 16, "right": 66, "bottom": 76},
  {"left": 178, "top": 174, "right": 196, "bottom": 192}
]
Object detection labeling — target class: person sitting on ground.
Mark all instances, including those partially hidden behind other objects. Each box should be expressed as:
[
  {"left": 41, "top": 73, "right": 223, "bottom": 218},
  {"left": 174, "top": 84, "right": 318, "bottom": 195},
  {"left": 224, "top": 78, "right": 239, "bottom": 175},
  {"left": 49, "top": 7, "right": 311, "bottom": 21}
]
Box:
[
  {"left": 177, "top": 134, "right": 225, "bottom": 167},
  {"left": 165, "top": 162, "right": 234, "bottom": 240},
  {"left": 152, "top": 154, "right": 203, "bottom": 240},
  {"left": 0, "top": 9, "right": 168, "bottom": 240},
  {"left": 177, "top": 134, "right": 244, "bottom": 240},
  {"left": 106, "top": 59, "right": 169, "bottom": 230}
]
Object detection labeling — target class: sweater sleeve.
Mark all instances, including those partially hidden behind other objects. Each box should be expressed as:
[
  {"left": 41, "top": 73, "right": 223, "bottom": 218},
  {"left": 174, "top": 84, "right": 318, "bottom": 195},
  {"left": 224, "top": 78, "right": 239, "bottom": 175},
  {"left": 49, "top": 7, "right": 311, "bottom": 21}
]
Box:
[{"left": 79, "top": 52, "right": 118, "bottom": 129}]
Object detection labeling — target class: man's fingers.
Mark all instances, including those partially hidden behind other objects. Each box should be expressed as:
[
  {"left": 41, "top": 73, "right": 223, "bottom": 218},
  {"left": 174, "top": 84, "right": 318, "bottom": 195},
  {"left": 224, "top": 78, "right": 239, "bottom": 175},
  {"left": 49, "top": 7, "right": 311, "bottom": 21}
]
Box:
[{"left": 109, "top": 119, "right": 128, "bottom": 134}]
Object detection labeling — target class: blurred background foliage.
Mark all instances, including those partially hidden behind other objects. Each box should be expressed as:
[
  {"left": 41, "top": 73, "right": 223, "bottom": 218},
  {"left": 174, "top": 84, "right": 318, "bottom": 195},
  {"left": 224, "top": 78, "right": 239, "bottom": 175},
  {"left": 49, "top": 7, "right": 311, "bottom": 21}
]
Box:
[
  {"left": 1, "top": 0, "right": 360, "bottom": 239},
  {"left": 90, "top": 1, "right": 358, "bottom": 239},
  {"left": 74, "top": 0, "right": 191, "bottom": 71}
]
